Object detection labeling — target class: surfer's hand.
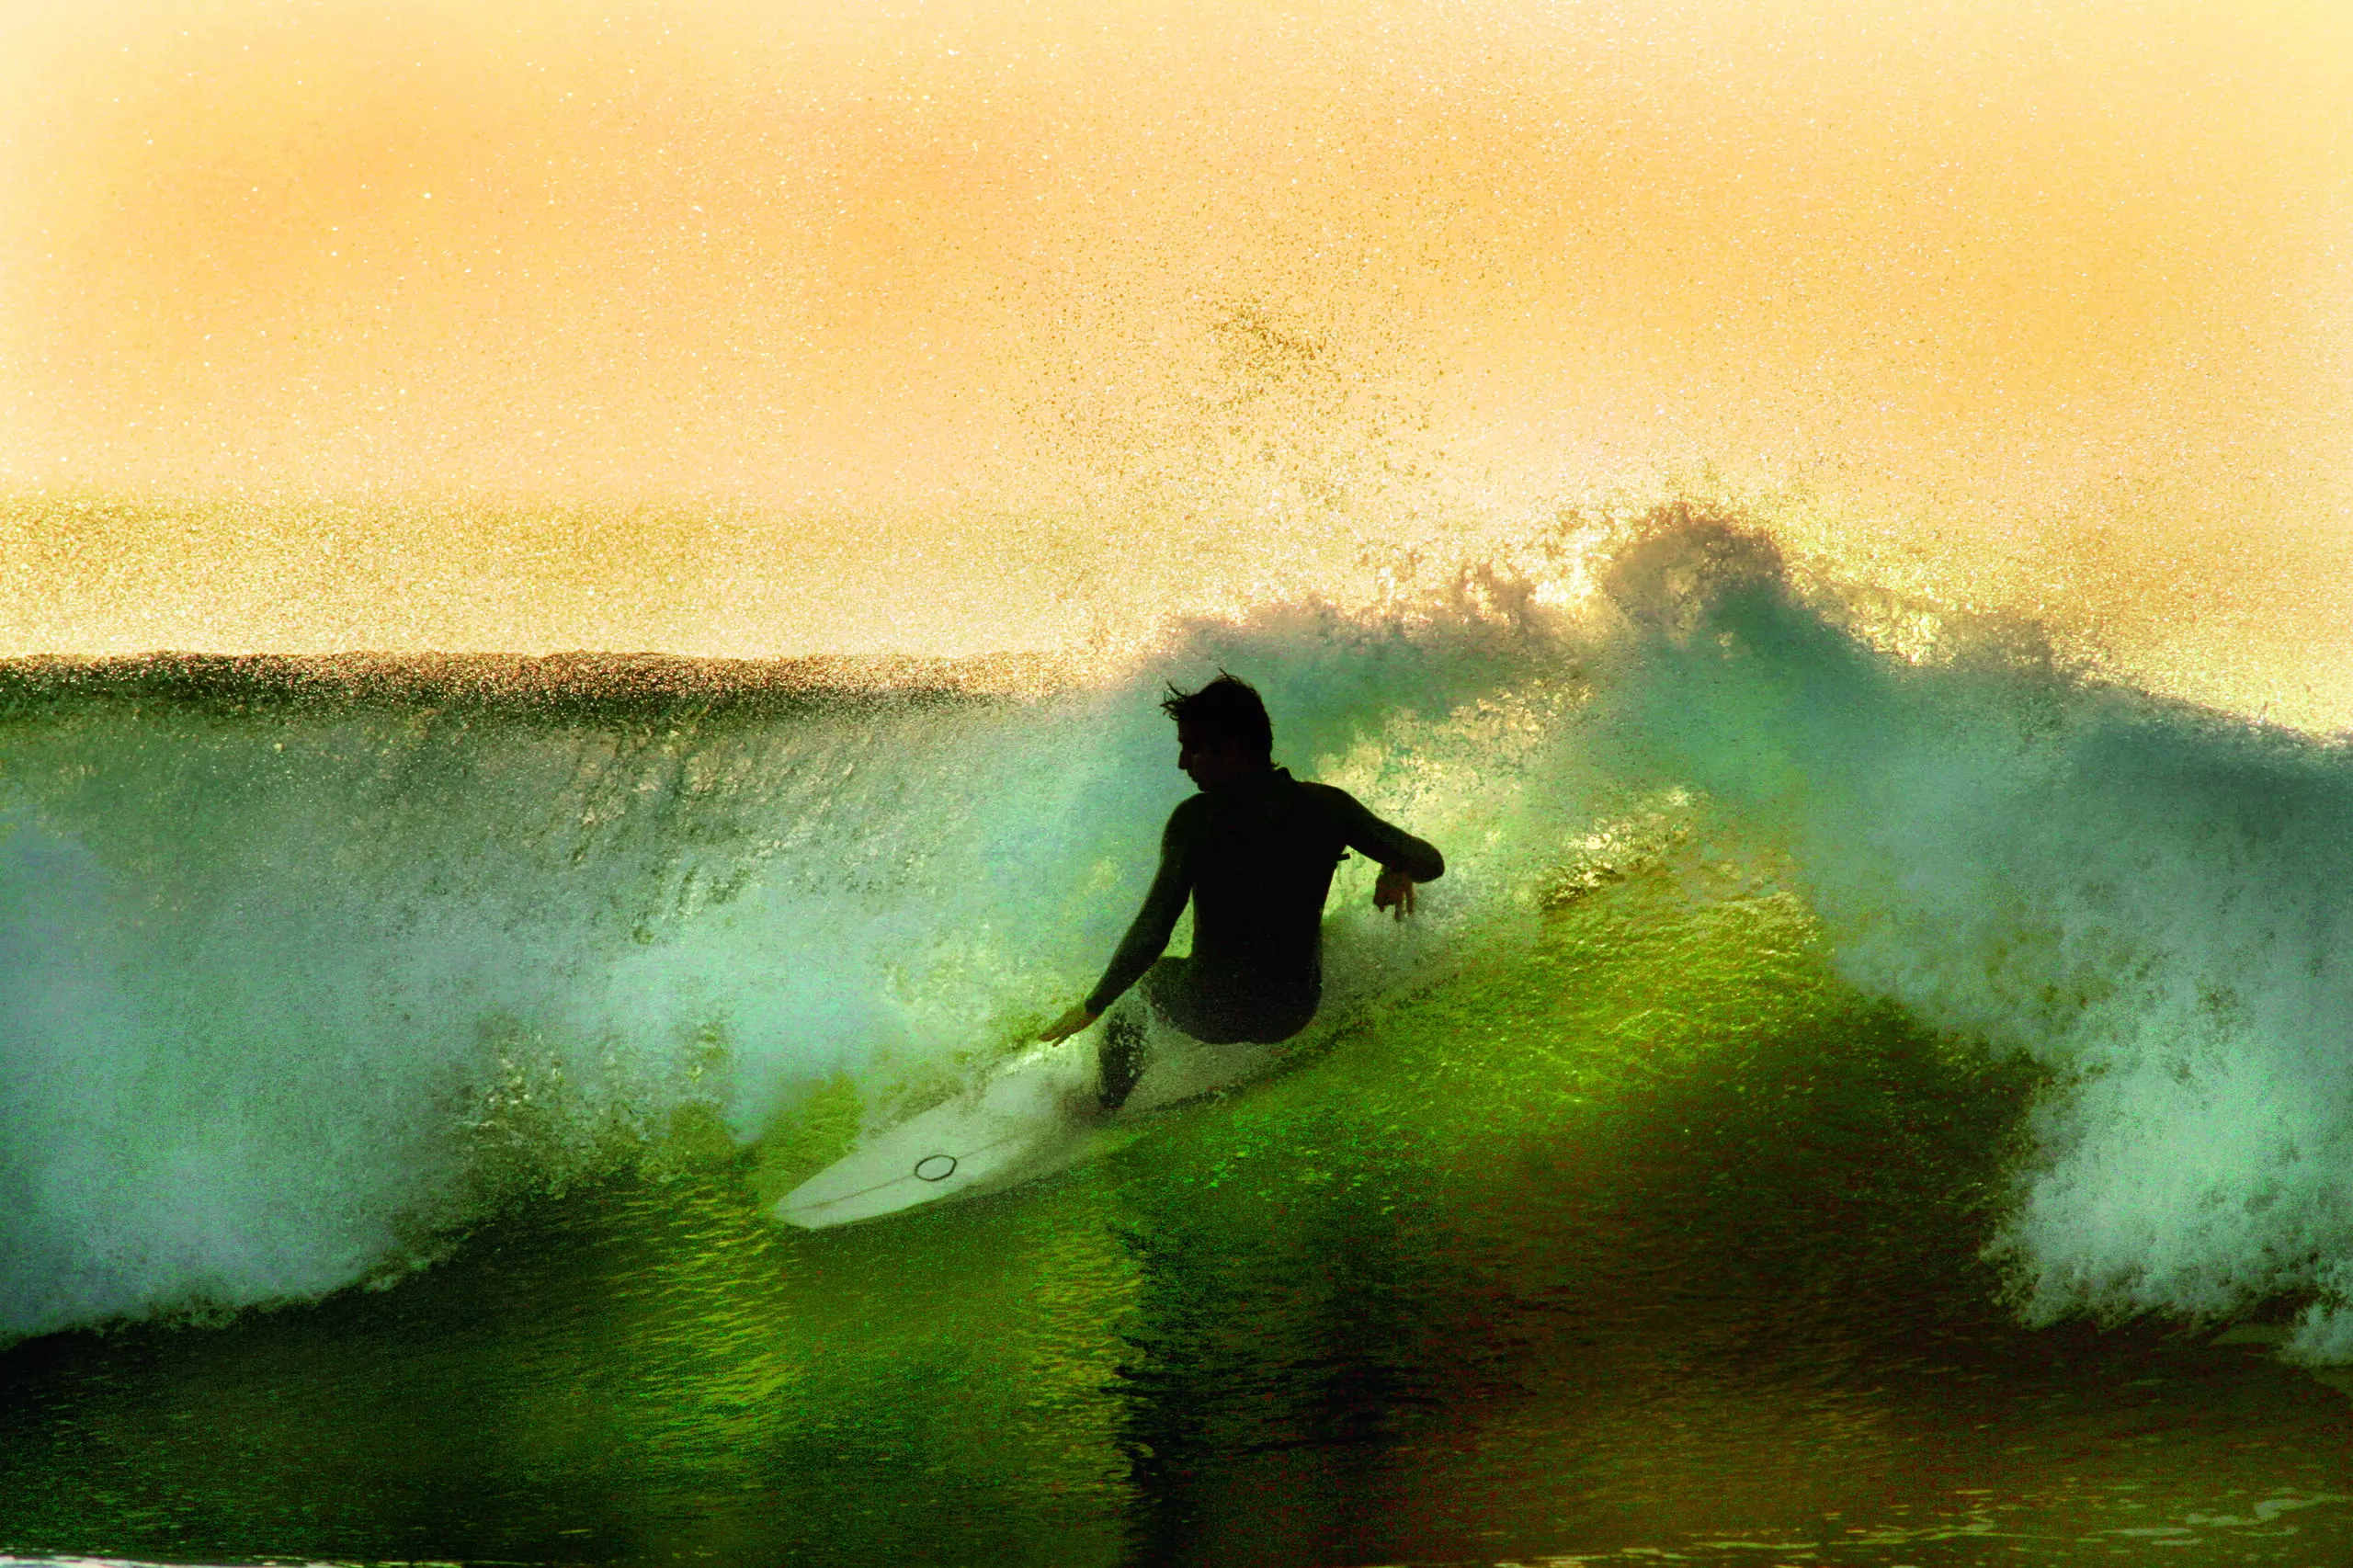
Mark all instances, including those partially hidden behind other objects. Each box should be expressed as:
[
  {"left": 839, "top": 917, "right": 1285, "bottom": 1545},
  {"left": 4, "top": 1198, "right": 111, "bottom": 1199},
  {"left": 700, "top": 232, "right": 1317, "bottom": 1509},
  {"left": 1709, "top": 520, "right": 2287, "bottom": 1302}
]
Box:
[
  {"left": 1373, "top": 867, "right": 1418, "bottom": 921},
  {"left": 1039, "top": 1004, "right": 1099, "bottom": 1042}
]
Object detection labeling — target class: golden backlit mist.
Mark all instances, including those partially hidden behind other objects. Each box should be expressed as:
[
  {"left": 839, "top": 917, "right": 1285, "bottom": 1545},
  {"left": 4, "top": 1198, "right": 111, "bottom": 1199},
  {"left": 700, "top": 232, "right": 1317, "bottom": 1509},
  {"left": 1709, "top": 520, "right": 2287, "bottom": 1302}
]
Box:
[{"left": 3, "top": 0, "right": 2348, "bottom": 717}]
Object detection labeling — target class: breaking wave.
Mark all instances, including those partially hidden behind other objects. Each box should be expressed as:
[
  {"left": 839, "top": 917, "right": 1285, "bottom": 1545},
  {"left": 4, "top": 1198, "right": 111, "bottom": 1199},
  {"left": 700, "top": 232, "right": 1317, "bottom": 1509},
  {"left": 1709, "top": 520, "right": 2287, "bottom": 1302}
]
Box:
[{"left": 8, "top": 512, "right": 2353, "bottom": 1364}]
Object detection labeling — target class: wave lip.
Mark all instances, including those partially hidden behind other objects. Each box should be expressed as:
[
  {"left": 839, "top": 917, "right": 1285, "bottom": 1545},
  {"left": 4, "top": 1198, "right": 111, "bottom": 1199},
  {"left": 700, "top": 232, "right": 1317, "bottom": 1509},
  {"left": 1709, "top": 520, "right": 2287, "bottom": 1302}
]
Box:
[{"left": 1595, "top": 516, "right": 2353, "bottom": 1358}]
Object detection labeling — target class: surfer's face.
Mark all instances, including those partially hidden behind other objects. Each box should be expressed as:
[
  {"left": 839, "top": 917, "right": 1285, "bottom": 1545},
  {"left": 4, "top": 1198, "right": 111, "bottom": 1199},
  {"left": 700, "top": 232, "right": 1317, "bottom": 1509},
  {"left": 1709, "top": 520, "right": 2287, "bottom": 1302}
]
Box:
[{"left": 1176, "top": 723, "right": 1258, "bottom": 791}]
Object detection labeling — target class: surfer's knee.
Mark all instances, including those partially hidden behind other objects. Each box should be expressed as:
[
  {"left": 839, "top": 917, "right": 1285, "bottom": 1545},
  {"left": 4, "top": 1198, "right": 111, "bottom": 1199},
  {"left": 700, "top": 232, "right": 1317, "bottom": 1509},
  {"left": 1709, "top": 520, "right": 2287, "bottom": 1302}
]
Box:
[{"left": 1098, "top": 1005, "right": 1146, "bottom": 1110}]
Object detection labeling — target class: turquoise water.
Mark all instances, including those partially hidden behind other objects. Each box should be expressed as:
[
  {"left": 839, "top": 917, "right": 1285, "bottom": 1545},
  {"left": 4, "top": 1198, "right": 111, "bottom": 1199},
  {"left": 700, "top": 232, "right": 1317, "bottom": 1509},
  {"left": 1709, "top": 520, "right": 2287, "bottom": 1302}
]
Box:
[{"left": 6, "top": 518, "right": 2353, "bottom": 1563}]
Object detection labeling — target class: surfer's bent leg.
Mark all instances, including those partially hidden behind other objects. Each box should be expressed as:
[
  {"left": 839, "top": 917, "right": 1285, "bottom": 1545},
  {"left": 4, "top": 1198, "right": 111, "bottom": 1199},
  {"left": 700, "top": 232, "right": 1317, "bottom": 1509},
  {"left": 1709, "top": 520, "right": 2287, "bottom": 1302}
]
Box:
[
  {"left": 1098, "top": 956, "right": 1199, "bottom": 1111},
  {"left": 1098, "top": 1005, "right": 1146, "bottom": 1112},
  {"left": 1097, "top": 958, "right": 1317, "bottom": 1111}
]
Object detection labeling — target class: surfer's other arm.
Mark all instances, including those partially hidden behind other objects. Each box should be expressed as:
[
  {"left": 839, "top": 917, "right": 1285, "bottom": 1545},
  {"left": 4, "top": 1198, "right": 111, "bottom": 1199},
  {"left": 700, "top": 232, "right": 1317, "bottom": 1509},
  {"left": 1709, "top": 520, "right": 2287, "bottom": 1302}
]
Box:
[{"left": 1321, "top": 783, "right": 1444, "bottom": 923}]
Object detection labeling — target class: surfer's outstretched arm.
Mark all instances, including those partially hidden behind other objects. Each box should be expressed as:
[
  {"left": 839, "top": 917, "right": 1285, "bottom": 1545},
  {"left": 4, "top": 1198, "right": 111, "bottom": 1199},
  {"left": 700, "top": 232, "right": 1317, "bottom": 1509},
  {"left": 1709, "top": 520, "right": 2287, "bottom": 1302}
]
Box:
[
  {"left": 1321, "top": 787, "right": 1444, "bottom": 922},
  {"left": 1039, "top": 805, "right": 1196, "bottom": 1042}
]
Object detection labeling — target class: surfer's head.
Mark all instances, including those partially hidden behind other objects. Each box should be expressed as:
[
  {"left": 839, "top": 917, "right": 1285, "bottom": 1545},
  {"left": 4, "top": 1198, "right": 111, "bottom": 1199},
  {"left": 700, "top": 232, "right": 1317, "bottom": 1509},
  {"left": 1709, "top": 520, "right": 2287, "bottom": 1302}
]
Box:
[{"left": 1164, "top": 673, "right": 1273, "bottom": 790}]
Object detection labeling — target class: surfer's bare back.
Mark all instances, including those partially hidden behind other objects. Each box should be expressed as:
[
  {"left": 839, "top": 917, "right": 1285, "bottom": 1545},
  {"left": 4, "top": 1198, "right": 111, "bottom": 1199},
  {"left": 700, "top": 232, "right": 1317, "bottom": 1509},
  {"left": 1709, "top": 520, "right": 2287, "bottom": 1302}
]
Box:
[{"left": 1038, "top": 674, "right": 1445, "bottom": 1111}]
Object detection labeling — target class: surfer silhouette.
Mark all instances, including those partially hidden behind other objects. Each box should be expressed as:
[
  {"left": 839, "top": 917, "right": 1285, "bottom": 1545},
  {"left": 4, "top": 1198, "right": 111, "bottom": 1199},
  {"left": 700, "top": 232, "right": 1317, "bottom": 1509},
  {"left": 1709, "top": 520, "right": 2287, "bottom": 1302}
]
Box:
[{"left": 1038, "top": 674, "right": 1445, "bottom": 1111}]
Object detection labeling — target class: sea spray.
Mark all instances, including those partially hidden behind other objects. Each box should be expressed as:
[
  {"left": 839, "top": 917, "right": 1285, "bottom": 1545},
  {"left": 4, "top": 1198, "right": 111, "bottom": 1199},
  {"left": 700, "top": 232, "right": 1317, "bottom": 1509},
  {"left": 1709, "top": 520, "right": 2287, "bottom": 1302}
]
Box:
[
  {"left": 0, "top": 609, "right": 1580, "bottom": 1343},
  {"left": 1590, "top": 514, "right": 2353, "bottom": 1359}
]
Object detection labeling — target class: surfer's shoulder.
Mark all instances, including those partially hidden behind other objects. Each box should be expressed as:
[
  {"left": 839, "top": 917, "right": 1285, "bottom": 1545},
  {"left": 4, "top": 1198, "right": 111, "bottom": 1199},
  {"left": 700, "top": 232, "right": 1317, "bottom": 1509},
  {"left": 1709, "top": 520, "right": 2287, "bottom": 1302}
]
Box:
[{"left": 1162, "top": 790, "right": 1213, "bottom": 841}]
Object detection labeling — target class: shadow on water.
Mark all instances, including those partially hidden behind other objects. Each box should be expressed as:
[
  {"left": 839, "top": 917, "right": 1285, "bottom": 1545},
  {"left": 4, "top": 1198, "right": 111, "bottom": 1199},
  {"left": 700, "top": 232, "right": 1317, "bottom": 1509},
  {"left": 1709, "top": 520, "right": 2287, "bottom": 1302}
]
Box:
[
  {"left": 6, "top": 870, "right": 2353, "bottom": 1566},
  {"left": 1108, "top": 1110, "right": 1472, "bottom": 1567}
]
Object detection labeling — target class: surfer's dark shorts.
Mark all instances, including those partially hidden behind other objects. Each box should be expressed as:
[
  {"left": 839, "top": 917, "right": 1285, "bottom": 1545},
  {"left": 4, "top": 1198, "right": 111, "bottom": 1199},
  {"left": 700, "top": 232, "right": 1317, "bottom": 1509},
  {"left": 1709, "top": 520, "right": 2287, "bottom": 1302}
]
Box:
[{"left": 1138, "top": 956, "right": 1318, "bottom": 1046}]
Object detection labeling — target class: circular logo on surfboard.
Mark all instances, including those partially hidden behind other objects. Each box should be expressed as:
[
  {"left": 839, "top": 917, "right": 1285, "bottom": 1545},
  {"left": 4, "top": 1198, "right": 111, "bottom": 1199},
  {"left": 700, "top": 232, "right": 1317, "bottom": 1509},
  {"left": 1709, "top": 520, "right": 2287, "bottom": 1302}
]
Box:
[{"left": 914, "top": 1154, "right": 958, "bottom": 1182}]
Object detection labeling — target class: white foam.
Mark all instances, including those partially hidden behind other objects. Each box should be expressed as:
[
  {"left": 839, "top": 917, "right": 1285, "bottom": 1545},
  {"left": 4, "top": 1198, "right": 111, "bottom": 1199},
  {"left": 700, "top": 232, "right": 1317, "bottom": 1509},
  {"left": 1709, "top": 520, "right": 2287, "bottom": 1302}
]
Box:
[{"left": 1595, "top": 517, "right": 2353, "bottom": 1353}]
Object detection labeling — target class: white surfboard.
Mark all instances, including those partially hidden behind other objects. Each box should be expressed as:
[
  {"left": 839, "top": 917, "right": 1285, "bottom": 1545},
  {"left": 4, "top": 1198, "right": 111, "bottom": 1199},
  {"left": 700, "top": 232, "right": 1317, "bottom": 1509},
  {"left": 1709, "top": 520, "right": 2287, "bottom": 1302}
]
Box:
[{"left": 773, "top": 1018, "right": 1288, "bottom": 1231}]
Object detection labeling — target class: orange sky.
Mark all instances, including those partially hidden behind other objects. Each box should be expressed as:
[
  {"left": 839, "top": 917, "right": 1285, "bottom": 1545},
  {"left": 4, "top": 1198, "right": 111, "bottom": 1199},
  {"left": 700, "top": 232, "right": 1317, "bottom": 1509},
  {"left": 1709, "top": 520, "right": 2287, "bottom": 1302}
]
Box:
[{"left": 2, "top": 0, "right": 2348, "bottom": 706}]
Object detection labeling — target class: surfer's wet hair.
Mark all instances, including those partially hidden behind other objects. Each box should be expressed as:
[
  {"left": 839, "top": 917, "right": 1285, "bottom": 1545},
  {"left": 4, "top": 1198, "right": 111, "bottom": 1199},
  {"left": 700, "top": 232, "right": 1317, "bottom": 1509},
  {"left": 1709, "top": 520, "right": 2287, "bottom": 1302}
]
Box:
[{"left": 1162, "top": 673, "right": 1273, "bottom": 761}]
